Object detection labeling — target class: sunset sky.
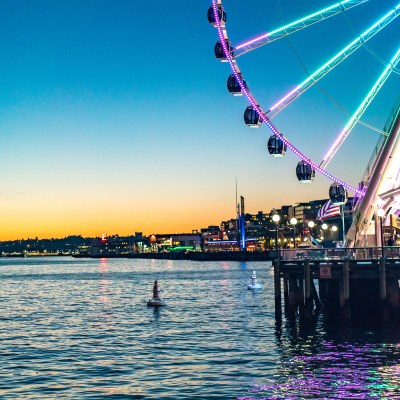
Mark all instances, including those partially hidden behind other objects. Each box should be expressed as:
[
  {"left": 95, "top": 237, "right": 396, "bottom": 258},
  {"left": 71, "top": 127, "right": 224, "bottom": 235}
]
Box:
[{"left": 0, "top": 0, "right": 399, "bottom": 240}]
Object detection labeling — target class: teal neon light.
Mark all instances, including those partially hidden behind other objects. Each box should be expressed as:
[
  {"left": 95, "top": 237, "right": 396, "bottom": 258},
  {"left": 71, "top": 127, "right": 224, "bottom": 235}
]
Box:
[
  {"left": 320, "top": 47, "right": 400, "bottom": 168},
  {"left": 235, "top": 0, "right": 369, "bottom": 55},
  {"left": 269, "top": 4, "right": 400, "bottom": 117}
]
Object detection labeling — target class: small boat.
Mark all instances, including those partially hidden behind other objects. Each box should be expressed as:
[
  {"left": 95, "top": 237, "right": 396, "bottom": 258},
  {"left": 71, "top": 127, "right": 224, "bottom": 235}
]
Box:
[
  {"left": 147, "top": 280, "right": 166, "bottom": 306},
  {"left": 247, "top": 270, "right": 262, "bottom": 290}
]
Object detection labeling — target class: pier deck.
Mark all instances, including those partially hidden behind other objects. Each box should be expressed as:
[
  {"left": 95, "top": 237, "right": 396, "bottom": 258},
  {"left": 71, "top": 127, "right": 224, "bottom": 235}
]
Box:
[{"left": 274, "top": 247, "right": 400, "bottom": 322}]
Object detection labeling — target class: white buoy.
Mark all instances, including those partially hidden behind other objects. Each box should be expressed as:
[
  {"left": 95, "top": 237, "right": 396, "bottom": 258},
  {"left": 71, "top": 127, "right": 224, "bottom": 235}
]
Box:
[
  {"left": 247, "top": 270, "right": 262, "bottom": 290},
  {"left": 147, "top": 280, "right": 166, "bottom": 306}
]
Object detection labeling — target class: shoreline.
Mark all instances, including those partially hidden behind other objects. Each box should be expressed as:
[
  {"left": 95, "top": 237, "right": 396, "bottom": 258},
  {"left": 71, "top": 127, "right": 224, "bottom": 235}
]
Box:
[{"left": 72, "top": 251, "right": 272, "bottom": 262}]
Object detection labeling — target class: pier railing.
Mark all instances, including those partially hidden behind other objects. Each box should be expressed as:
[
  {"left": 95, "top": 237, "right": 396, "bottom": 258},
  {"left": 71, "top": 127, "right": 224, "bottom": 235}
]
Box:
[{"left": 279, "top": 246, "right": 400, "bottom": 261}]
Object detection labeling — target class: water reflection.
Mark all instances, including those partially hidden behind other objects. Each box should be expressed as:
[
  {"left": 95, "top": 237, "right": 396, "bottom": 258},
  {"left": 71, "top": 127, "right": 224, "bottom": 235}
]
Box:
[
  {"left": 152, "top": 306, "right": 161, "bottom": 320},
  {"left": 99, "top": 258, "right": 111, "bottom": 306},
  {"left": 243, "top": 314, "right": 400, "bottom": 399},
  {"left": 221, "top": 262, "right": 230, "bottom": 270}
]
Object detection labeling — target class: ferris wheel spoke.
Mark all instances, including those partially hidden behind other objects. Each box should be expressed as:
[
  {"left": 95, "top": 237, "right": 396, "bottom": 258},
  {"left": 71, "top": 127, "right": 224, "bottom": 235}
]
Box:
[
  {"left": 269, "top": 4, "right": 400, "bottom": 118},
  {"left": 234, "top": 0, "right": 369, "bottom": 57},
  {"left": 320, "top": 47, "right": 400, "bottom": 169}
]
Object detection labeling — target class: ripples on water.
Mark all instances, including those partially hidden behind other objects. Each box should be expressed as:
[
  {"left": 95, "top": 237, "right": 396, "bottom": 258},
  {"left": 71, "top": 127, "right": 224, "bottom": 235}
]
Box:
[{"left": 0, "top": 257, "right": 400, "bottom": 399}]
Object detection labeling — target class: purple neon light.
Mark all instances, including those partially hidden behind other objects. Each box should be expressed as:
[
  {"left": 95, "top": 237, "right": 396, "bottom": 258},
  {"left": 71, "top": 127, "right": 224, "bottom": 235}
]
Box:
[
  {"left": 236, "top": 33, "right": 270, "bottom": 50},
  {"left": 211, "top": 0, "right": 364, "bottom": 196}
]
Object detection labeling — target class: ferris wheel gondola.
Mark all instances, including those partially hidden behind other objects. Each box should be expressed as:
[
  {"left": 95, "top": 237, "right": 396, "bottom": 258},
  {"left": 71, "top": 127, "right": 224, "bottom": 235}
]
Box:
[
  {"left": 244, "top": 105, "right": 262, "bottom": 127},
  {"left": 207, "top": 5, "right": 226, "bottom": 27},
  {"left": 296, "top": 161, "right": 315, "bottom": 183},
  {"left": 329, "top": 184, "right": 348, "bottom": 205},
  {"left": 227, "top": 73, "right": 247, "bottom": 96},
  {"left": 214, "top": 40, "right": 233, "bottom": 62},
  {"left": 268, "top": 135, "right": 287, "bottom": 157}
]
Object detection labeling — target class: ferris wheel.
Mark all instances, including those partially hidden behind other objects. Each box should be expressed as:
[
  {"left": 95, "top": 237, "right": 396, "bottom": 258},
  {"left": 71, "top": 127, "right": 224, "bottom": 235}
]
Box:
[
  {"left": 207, "top": 0, "right": 400, "bottom": 220},
  {"left": 208, "top": 0, "right": 400, "bottom": 209}
]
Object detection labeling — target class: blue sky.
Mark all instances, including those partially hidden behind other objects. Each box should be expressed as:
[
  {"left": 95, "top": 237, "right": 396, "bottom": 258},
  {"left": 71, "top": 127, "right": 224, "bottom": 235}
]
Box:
[{"left": 0, "top": 0, "right": 398, "bottom": 239}]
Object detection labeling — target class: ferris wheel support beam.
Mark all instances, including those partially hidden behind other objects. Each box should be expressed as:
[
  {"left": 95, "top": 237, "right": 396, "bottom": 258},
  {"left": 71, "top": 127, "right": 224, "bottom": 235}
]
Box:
[
  {"left": 235, "top": 0, "right": 369, "bottom": 56},
  {"left": 269, "top": 4, "right": 400, "bottom": 117},
  {"left": 211, "top": 0, "right": 364, "bottom": 196},
  {"left": 346, "top": 105, "right": 400, "bottom": 247},
  {"left": 320, "top": 47, "right": 400, "bottom": 169}
]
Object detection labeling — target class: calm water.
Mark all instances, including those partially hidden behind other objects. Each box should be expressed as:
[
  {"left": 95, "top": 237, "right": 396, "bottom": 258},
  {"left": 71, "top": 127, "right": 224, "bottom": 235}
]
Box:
[{"left": 1, "top": 257, "right": 400, "bottom": 399}]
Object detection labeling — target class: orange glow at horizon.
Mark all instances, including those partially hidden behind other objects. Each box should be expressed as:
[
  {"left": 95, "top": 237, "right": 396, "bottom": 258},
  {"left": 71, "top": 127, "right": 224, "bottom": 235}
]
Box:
[
  {"left": 0, "top": 196, "right": 239, "bottom": 240},
  {"left": 0, "top": 176, "right": 329, "bottom": 241},
  {"left": 0, "top": 148, "right": 329, "bottom": 241}
]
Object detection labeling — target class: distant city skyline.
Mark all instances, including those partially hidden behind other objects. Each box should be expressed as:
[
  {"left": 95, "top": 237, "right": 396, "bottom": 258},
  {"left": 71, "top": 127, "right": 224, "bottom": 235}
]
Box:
[
  {"left": 0, "top": 194, "right": 338, "bottom": 241},
  {"left": 0, "top": 0, "right": 398, "bottom": 240}
]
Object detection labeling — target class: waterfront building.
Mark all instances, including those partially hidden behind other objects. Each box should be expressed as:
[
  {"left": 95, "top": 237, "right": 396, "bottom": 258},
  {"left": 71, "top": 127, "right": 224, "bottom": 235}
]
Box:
[
  {"left": 205, "top": 238, "right": 258, "bottom": 252},
  {"left": 85, "top": 235, "right": 137, "bottom": 257},
  {"left": 290, "top": 200, "right": 327, "bottom": 225},
  {"left": 200, "top": 225, "right": 223, "bottom": 243},
  {"left": 149, "top": 233, "right": 202, "bottom": 252}
]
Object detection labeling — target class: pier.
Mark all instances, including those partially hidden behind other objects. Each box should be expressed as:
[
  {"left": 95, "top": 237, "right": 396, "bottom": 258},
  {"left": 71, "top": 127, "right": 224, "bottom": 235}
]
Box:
[
  {"left": 127, "top": 251, "right": 271, "bottom": 262},
  {"left": 274, "top": 247, "right": 400, "bottom": 322}
]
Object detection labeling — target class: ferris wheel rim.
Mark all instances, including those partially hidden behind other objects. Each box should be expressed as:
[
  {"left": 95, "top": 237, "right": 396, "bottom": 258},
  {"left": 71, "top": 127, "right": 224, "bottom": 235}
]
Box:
[{"left": 209, "top": 0, "right": 396, "bottom": 196}]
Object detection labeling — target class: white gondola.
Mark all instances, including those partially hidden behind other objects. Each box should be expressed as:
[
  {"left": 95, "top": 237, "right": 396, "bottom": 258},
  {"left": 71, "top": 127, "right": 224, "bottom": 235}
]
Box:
[{"left": 247, "top": 270, "right": 262, "bottom": 290}]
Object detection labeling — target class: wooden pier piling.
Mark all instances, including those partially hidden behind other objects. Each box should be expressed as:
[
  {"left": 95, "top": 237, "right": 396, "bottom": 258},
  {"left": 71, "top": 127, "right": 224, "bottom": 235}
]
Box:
[
  {"left": 379, "top": 258, "right": 386, "bottom": 300},
  {"left": 274, "top": 260, "right": 282, "bottom": 319},
  {"left": 274, "top": 256, "right": 400, "bottom": 322},
  {"left": 304, "top": 260, "right": 313, "bottom": 317}
]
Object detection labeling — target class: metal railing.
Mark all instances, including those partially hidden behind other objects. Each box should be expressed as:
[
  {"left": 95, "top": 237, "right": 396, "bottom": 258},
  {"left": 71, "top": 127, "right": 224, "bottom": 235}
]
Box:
[{"left": 279, "top": 246, "right": 400, "bottom": 261}]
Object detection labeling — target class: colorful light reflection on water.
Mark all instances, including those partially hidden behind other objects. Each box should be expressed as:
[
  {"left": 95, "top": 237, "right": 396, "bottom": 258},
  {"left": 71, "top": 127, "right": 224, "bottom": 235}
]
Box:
[{"left": 239, "top": 325, "right": 400, "bottom": 399}]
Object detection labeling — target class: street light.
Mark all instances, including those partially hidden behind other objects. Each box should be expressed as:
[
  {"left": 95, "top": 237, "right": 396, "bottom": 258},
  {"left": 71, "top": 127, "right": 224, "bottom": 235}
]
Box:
[
  {"left": 331, "top": 225, "right": 338, "bottom": 242},
  {"left": 290, "top": 217, "right": 297, "bottom": 248},
  {"left": 272, "top": 214, "right": 280, "bottom": 258},
  {"left": 321, "top": 223, "right": 328, "bottom": 241},
  {"left": 308, "top": 221, "right": 315, "bottom": 240},
  {"left": 376, "top": 208, "right": 385, "bottom": 258}
]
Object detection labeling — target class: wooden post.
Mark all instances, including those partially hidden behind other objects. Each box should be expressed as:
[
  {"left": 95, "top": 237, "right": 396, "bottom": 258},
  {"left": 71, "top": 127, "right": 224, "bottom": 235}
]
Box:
[
  {"left": 379, "top": 258, "right": 387, "bottom": 300},
  {"left": 311, "top": 279, "right": 321, "bottom": 310},
  {"left": 339, "top": 260, "right": 351, "bottom": 321},
  {"left": 283, "top": 276, "right": 289, "bottom": 300},
  {"left": 304, "top": 260, "right": 311, "bottom": 299},
  {"left": 274, "top": 259, "right": 282, "bottom": 319},
  {"left": 386, "top": 278, "right": 400, "bottom": 310},
  {"left": 298, "top": 277, "right": 304, "bottom": 307},
  {"left": 318, "top": 279, "right": 328, "bottom": 304},
  {"left": 304, "top": 259, "right": 313, "bottom": 317},
  {"left": 287, "top": 278, "right": 298, "bottom": 315},
  {"left": 343, "top": 259, "right": 350, "bottom": 300}
]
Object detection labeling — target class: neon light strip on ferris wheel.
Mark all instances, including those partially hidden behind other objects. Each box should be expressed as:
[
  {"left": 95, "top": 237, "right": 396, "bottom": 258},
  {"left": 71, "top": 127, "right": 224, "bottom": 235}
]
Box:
[
  {"left": 269, "top": 4, "right": 400, "bottom": 117},
  {"left": 211, "top": 0, "right": 364, "bottom": 195},
  {"left": 320, "top": 47, "right": 400, "bottom": 169},
  {"left": 235, "top": 0, "right": 369, "bottom": 56}
]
